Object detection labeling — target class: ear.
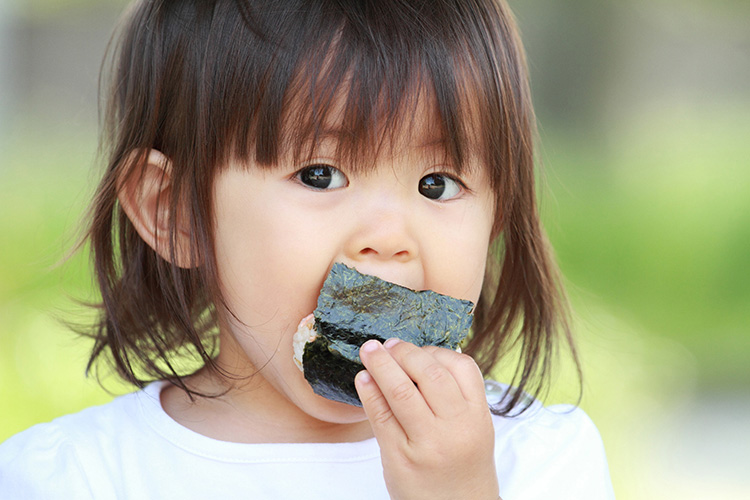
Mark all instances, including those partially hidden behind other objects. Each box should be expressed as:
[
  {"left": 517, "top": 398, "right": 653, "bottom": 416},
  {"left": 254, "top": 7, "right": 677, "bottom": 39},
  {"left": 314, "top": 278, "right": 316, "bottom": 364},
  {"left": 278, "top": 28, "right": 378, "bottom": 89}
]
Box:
[{"left": 117, "top": 149, "right": 196, "bottom": 268}]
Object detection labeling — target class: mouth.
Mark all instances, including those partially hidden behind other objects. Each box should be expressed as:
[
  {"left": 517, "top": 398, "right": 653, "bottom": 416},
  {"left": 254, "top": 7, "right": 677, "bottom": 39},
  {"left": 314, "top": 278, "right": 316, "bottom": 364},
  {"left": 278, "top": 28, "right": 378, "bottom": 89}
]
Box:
[{"left": 292, "top": 262, "right": 475, "bottom": 406}]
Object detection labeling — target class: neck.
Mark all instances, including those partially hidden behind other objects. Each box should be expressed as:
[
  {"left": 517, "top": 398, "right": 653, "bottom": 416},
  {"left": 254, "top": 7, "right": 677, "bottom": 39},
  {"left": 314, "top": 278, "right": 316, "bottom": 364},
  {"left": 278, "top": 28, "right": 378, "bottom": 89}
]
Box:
[{"left": 160, "top": 368, "right": 374, "bottom": 444}]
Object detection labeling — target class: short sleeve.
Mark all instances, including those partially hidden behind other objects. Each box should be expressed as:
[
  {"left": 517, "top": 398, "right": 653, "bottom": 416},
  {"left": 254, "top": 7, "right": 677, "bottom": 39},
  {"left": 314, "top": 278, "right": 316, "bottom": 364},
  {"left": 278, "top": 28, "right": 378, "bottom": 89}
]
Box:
[
  {"left": 495, "top": 405, "right": 616, "bottom": 500},
  {"left": 0, "top": 423, "right": 95, "bottom": 499}
]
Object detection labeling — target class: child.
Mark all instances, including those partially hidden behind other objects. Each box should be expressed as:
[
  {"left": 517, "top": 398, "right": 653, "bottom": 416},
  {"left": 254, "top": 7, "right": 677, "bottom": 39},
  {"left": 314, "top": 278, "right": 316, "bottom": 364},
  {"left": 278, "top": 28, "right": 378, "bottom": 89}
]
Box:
[{"left": 0, "top": 0, "right": 614, "bottom": 498}]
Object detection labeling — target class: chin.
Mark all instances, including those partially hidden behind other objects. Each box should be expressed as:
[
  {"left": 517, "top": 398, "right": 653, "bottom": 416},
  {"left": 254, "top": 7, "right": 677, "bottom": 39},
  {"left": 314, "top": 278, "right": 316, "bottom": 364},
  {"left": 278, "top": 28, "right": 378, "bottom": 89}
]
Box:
[{"left": 288, "top": 381, "right": 369, "bottom": 425}]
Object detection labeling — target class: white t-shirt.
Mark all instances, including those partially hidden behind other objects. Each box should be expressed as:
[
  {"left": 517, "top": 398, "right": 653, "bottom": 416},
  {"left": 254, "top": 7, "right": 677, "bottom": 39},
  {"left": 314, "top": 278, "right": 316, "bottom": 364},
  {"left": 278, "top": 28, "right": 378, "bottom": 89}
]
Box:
[{"left": 0, "top": 381, "right": 615, "bottom": 499}]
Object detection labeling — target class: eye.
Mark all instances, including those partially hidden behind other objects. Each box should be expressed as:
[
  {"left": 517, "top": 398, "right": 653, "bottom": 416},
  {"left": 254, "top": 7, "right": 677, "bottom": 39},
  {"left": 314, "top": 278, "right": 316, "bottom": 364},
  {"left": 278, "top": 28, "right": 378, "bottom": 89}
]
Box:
[
  {"left": 296, "top": 164, "right": 348, "bottom": 190},
  {"left": 418, "top": 173, "right": 463, "bottom": 201}
]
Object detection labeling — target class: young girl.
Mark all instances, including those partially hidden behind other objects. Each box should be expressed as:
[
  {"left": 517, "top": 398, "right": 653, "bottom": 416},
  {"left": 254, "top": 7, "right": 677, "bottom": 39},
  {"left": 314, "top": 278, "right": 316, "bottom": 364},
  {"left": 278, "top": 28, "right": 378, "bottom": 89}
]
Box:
[{"left": 0, "top": 0, "right": 614, "bottom": 498}]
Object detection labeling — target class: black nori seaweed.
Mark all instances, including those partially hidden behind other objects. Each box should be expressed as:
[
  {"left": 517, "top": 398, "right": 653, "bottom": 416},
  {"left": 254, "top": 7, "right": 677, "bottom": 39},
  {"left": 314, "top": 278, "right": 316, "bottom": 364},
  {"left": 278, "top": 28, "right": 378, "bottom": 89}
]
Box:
[
  {"left": 302, "top": 336, "right": 364, "bottom": 407},
  {"left": 303, "top": 263, "right": 475, "bottom": 406}
]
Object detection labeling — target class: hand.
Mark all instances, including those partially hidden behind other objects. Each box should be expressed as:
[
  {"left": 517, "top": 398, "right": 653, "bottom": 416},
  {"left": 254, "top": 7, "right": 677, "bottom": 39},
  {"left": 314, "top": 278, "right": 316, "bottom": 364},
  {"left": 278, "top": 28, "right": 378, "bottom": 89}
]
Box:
[{"left": 355, "top": 338, "right": 499, "bottom": 500}]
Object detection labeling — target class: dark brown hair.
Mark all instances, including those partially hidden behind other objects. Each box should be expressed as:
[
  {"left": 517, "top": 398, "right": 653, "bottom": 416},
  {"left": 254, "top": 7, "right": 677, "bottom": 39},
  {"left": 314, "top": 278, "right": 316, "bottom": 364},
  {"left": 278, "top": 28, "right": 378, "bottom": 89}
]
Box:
[{"left": 84, "top": 0, "right": 579, "bottom": 415}]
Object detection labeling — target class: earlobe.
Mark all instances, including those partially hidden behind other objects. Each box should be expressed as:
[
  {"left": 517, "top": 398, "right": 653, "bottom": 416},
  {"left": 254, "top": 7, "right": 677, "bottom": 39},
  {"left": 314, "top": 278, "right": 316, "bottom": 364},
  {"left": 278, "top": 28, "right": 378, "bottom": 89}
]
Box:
[{"left": 117, "top": 149, "right": 196, "bottom": 268}]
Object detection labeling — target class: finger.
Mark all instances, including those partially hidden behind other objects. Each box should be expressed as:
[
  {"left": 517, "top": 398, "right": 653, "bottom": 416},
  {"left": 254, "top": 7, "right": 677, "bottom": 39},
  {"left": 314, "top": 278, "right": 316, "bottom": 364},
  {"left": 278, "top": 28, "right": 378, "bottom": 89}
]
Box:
[
  {"left": 383, "top": 338, "right": 466, "bottom": 418},
  {"left": 358, "top": 340, "right": 433, "bottom": 434},
  {"left": 354, "top": 370, "right": 406, "bottom": 444},
  {"left": 422, "top": 346, "right": 487, "bottom": 405}
]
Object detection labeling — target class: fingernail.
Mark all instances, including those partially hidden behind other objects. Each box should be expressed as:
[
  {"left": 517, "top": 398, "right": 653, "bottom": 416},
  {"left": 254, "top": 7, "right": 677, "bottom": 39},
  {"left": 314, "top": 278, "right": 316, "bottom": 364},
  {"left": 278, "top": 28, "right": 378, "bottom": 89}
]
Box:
[
  {"left": 361, "top": 339, "right": 380, "bottom": 353},
  {"left": 383, "top": 337, "right": 401, "bottom": 349},
  {"left": 356, "top": 370, "right": 372, "bottom": 384}
]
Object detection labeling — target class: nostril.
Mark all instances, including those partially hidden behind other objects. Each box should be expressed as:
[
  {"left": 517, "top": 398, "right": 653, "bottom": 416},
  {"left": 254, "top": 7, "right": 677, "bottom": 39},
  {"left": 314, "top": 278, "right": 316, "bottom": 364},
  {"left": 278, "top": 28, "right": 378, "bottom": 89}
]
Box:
[{"left": 359, "top": 248, "right": 410, "bottom": 259}]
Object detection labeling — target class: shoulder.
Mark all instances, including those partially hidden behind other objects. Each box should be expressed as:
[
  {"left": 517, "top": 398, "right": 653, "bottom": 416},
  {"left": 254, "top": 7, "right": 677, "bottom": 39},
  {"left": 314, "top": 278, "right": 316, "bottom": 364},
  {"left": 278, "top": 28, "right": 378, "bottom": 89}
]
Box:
[
  {"left": 484, "top": 380, "right": 604, "bottom": 450},
  {"left": 484, "top": 381, "right": 616, "bottom": 500},
  {"left": 0, "top": 415, "right": 98, "bottom": 498},
  {"left": 0, "top": 387, "right": 147, "bottom": 499}
]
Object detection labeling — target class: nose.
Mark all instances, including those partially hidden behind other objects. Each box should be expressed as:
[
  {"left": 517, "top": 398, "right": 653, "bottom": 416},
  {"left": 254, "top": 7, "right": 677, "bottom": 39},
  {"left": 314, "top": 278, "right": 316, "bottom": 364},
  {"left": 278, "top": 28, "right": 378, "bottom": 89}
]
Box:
[{"left": 343, "top": 206, "right": 419, "bottom": 264}]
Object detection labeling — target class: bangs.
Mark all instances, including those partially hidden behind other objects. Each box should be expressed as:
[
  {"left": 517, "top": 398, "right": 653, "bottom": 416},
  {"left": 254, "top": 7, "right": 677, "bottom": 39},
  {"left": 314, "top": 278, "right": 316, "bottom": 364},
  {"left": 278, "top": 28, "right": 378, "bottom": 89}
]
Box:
[
  {"left": 200, "top": 0, "right": 512, "bottom": 182},
  {"left": 278, "top": 43, "right": 481, "bottom": 176}
]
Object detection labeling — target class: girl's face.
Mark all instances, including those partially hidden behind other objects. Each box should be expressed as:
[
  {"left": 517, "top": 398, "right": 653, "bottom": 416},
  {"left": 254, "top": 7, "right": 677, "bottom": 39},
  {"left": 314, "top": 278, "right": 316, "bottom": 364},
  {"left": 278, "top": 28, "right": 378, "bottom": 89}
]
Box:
[{"left": 210, "top": 121, "right": 495, "bottom": 429}]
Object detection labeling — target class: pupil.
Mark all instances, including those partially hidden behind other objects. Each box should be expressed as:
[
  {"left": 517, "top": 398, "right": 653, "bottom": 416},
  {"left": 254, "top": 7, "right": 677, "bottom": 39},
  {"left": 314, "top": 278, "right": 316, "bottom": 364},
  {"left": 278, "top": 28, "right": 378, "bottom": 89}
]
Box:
[
  {"left": 419, "top": 175, "right": 445, "bottom": 199},
  {"left": 302, "top": 166, "right": 332, "bottom": 189}
]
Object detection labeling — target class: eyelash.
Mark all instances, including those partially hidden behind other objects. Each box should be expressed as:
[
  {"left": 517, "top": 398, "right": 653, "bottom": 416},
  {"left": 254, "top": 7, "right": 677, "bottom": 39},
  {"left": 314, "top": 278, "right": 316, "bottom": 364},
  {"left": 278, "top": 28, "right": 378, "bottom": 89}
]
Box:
[
  {"left": 293, "top": 164, "right": 467, "bottom": 201},
  {"left": 418, "top": 172, "right": 466, "bottom": 201},
  {"left": 294, "top": 164, "right": 348, "bottom": 190}
]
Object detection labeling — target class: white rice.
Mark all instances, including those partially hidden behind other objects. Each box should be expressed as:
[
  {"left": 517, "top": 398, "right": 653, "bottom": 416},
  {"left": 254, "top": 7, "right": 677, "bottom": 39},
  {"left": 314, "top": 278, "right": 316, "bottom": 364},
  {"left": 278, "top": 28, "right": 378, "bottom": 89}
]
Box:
[{"left": 292, "top": 313, "right": 317, "bottom": 371}]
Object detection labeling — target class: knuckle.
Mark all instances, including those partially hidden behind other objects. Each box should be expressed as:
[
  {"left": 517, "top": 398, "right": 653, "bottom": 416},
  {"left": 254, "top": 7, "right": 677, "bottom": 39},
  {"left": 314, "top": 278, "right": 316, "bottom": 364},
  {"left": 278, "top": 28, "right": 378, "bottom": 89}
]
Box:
[
  {"left": 365, "top": 350, "right": 391, "bottom": 370},
  {"left": 456, "top": 352, "right": 481, "bottom": 373},
  {"left": 369, "top": 357, "right": 390, "bottom": 372},
  {"left": 423, "top": 362, "right": 448, "bottom": 384},
  {"left": 395, "top": 342, "right": 420, "bottom": 362},
  {"left": 422, "top": 345, "right": 442, "bottom": 355},
  {"left": 390, "top": 381, "right": 416, "bottom": 403},
  {"left": 371, "top": 406, "right": 396, "bottom": 426},
  {"left": 359, "top": 384, "right": 384, "bottom": 408}
]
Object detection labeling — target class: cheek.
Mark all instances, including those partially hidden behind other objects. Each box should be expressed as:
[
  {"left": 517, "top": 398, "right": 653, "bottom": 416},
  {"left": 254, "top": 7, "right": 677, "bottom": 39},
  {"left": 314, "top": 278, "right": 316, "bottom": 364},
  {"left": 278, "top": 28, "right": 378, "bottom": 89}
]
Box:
[
  {"left": 439, "top": 235, "right": 491, "bottom": 304},
  {"left": 213, "top": 190, "right": 343, "bottom": 332},
  {"left": 216, "top": 216, "right": 305, "bottom": 322},
  {"left": 426, "top": 202, "right": 494, "bottom": 303}
]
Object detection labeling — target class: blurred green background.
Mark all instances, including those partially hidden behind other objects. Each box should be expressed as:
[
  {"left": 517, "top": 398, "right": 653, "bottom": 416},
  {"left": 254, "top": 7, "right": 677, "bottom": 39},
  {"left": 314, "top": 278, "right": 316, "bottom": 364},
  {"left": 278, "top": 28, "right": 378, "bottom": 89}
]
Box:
[{"left": 1, "top": 0, "right": 748, "bottom": 498}]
